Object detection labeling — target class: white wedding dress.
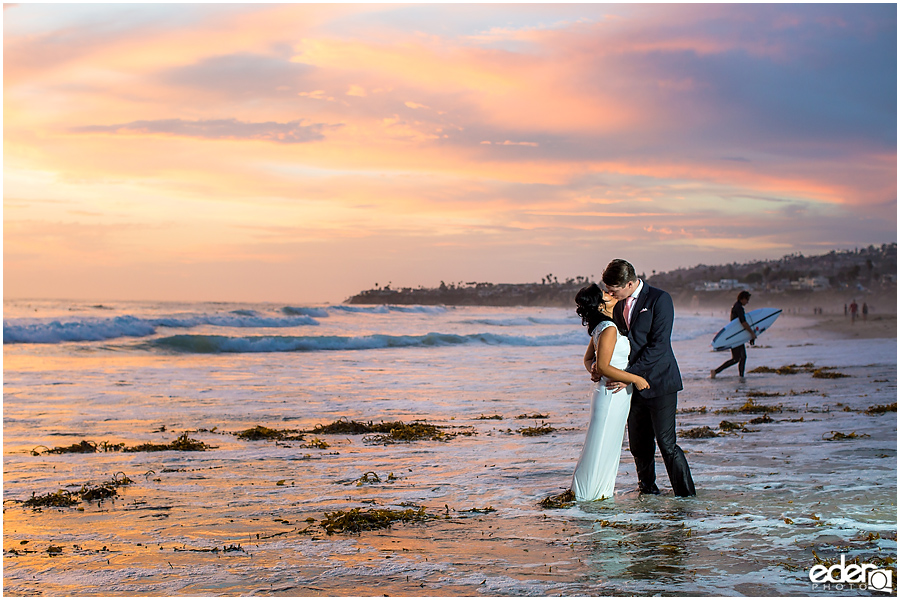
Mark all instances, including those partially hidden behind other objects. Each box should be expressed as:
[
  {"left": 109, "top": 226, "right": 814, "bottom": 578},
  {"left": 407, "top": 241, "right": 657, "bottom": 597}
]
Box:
[{"left": 571, "top": 319, "right": 632, "bottom": 501}]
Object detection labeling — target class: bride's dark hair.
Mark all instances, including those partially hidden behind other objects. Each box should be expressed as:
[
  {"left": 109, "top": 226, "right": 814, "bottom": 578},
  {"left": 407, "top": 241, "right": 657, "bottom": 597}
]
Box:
[{"left": 575, "top": 283, "right": 609, "bottom": 335}]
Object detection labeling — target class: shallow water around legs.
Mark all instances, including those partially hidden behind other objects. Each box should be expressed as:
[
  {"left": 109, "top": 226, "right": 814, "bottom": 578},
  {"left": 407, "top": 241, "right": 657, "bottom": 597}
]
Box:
[{"left": 3, "top": 305, "right": 896, "bottom": 595}]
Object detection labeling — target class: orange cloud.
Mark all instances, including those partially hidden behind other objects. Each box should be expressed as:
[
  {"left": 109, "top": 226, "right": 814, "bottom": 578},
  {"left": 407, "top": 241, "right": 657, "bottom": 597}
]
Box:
[{"left": 4, "top": 3, "right": 894, "bottom": 301}]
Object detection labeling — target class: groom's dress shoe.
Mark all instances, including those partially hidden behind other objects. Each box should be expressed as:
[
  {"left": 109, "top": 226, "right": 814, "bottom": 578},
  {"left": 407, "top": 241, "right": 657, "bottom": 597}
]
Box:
[{"left": 638, "top": 483, "right": 661, "bottom": 495}]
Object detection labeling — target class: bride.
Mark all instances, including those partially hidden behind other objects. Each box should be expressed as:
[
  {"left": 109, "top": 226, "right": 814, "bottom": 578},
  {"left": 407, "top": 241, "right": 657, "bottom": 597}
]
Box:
[{"left": 572, "top": 283, "right": 649, "bottom": 501}]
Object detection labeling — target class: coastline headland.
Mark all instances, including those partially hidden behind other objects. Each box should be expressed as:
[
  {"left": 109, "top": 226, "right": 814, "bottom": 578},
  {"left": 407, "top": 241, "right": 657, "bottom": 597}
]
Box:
[
  {"left": 347, "top": 281, "right": 588, "bottom": 308},
  {"left": 346, "top": 282, "right": 896, "bottom": 317},
  {"left": 346, "top": 245, "right": 897, "bottom": 315}
]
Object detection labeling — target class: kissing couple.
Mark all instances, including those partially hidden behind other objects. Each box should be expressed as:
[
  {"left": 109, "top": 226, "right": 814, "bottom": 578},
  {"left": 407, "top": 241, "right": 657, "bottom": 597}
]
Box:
[{"left": 569, "top": 259, "right": 696, "bottom": 501}]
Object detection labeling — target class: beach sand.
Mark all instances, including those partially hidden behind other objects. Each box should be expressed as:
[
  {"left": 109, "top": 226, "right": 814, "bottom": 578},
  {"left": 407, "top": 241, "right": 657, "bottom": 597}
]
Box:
[
  {"left": 788, "top": 313, "right": 897, "bottom": 341},
  {"left": 3, "top": 308, "right": 896, "bottom": 596}
]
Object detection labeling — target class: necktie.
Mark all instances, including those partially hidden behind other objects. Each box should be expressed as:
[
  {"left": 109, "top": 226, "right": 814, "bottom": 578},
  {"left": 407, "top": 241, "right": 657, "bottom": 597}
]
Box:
[{"left": 625, "top": 296, "right": 635, "bottom": 329}]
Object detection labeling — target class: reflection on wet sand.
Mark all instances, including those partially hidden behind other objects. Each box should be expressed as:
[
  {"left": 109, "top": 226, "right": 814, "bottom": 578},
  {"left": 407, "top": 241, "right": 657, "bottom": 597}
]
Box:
[{"left": 3, "top": 306, "right": 896, "bottom": 595}]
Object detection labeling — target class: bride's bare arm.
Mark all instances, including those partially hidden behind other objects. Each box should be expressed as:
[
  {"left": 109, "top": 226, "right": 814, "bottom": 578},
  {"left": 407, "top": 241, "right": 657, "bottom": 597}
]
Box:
[
  {"left": 595, "top": 327, "right": 650, "bottom": 390},
  {"left": 583, "top": 340, "right": 596, "bottom": 374}
]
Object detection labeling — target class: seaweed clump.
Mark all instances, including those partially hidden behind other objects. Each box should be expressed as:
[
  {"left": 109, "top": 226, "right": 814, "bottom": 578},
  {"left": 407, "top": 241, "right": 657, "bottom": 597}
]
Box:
[
  {"left": 309, "top": 419, "right": 377, "bottom": 435},
  {"left": 23, "top": 490, "right": 80, "bottom": 508},
  {"left": 718, "top": 420, "right": 754, "bottom": 434},
  {"left": 303, "top": 437, "right": 330, "bottom": 449},
  {"left": 354, "top": 471, "right": 397, "bottom": 486},
  {"left": 517, "top": 423, "right": 556, "bottom": 436},
  {"left": 682, "top": 426, "right": 719, "bottom": 439},
  {"left": 321, "top": 506, "right": 433, "bottom": 535},
  {"left": 41, "top": 440, "right": 98, "bottom": 454},
  {"left": 124, "top": 432, "right": 213, "bottom": 452},
  {"left": 750, "top": 363, "right": 815, "bottom": 375},
  {"left": 31, "top": 440, "right": 125, "bottom": 456},
  {"left": 305, "top": 418, "right": 473, "bottom": 444},
  {"left": 865, "top": 402, "right": 897, "bottom": 415},
  {"left": 748, "top": 414, "right": 774, "bottom": 424},
  {"left": 749, "top": 363, "right": 850, "bottom": 379},
  {"left": 540, "top": 489, "right": 575, "bottom": 509},
  {"left": 79, "top": 472, "right": 133, "bottom": 503},
  {"left": 822, "top": 431, "right": 871, "bottom": 441},
  {"left": 31, "top": 434, "right": 209, "bottom": 455},
  {"left": 236, "top": 425, "right": 305, "bottom": 441},
  {"left": 363, "top": 421, "right": 457, "bottom": 444},
  {"left": 812, "top": 368, "right": 850, "bottom": 379},
  {"left": 717, "top": 398, "right": 783, "bottom": 415},
  {"left": 740, "top": 399, "right": 783, "bottom": 413},
  {"left": 22, "top": 473, "right": 133, "bottom": 509}
]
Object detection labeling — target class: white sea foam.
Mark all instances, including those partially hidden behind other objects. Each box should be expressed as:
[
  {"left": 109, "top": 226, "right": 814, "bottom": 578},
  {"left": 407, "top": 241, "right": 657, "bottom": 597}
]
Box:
[
  {"left": 328, "top": 304, "right": 447, "bottom": 314},
  {"left": 671, "top": 314, "right": 725, "bottom": 342},
  {"left": 3, "top": 312, "right": 321, "bottom": 344},
  {"left": 327, "top": 304, "right": 391, "bottom": 314},
  {"left": 150, "top": 330, "right": 586, "bottom": 353},
  {"left": 281, "top": 306, "right": 330, "bottom": 317},
  {"left": 2, "top": 315, "right": 157, "bottom": 343},
  {"left": 151, "top": 313, "right": 320, "bottom": 329},
  {"left": 458, "top": 316, "right": 578, "bottom": 327},
  {"left": 1, "top": 307, "right": 732, "bottom": 347}
]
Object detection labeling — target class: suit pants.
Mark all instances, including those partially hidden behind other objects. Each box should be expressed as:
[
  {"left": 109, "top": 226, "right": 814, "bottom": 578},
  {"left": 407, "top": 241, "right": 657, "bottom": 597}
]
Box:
[{"left": 627, "top": 390, "right": 696, "bottom": 496}]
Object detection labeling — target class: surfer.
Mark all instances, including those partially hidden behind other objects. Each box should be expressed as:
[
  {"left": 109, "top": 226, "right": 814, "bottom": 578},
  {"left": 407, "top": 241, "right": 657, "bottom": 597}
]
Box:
[{"left": 711, "top": 291, "right": 755, "bottom": 379}]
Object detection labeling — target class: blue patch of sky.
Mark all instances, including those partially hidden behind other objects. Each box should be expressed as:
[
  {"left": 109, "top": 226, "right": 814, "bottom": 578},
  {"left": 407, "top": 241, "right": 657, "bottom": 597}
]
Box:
[
  {"left": 702, "top": 52, "right": 892, "bottom": 149},
  {"left": 703, "top": 4, "right": 896, "bottom": 145},
  {"left": 614, "top": 19, "right": 896, "bottom": 153}
]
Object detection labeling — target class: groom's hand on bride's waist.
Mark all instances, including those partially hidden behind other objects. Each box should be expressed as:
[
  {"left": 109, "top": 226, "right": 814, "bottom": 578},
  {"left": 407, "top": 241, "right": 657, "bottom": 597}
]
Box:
[{"left": 605, "top": 380, "right": 628, "bottom": 393}]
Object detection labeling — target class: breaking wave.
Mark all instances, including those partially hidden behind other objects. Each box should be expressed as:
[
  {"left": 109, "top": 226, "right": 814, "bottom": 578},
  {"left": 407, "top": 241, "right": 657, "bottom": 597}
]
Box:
[
  {"left": 3, "top": 316, "right": 158, "bottom": 344},
  {"left": 3, "top": 313, "right": 320, "bottom": 344},
  {"left": 150, "top": 331, "right": 585, "bottom": 353},
  {"left": 327, "top": 305, "right": 448, "bottom": 314},
  {"left": 281, "top": 306, "right": 330, "bottom": 318},
  {"left": 458, "top": 316, "right": 577, "bottom": 327}
]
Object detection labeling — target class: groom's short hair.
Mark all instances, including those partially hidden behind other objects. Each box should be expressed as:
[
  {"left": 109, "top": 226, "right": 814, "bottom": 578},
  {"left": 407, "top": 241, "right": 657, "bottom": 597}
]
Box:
[{"left": 602, "top": 259, "right": 637, "bottom": 288}]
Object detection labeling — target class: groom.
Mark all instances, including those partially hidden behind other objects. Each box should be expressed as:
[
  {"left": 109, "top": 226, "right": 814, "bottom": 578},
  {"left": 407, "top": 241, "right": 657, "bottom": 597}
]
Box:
[{"left": 601, "top": 259, "right": 696, "bottom": 497}]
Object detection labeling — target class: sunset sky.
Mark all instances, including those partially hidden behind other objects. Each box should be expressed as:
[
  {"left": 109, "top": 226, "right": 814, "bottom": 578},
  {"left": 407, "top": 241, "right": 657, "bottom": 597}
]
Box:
[{"left": 4, "top": 3, "right": 897, "bottom": 303}]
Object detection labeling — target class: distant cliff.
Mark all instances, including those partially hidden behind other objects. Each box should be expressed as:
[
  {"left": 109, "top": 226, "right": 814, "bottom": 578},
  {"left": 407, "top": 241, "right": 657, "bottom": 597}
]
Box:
[
  {"left": 345, "top": 244, "right": 897, "bottom": 307},
  {"left": 347, "top": 280, "right": 587, "bottom": 307},
  {"left": 648, "top": 243, "right": 896, "bottom": 292}
]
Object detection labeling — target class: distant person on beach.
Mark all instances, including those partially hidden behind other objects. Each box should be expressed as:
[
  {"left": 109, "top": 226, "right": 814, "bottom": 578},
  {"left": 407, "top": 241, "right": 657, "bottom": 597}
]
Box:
[
  {"left": 850, "top": 299, "right": 859, "bottom": 323},
  {"left": 600, "top": 259, "right": 696, "bottom": 497},
  {"left": 711, "top": 291, "right": 755, "bottom": 380},
  {"left": 570, "top": 284, "right": 649, "bottom": 501},
  {"left": 862, "top": 302, "right": 869, "bottom": 321}
]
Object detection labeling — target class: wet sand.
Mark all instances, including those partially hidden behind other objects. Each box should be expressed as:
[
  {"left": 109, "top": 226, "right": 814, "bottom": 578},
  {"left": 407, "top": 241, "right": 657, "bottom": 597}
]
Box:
[
  {"left": 3, "top": 312, "right": 896, "bottom": 596},
  {"left": 787, "top": 313, "right": 897, "bottom": 341}
]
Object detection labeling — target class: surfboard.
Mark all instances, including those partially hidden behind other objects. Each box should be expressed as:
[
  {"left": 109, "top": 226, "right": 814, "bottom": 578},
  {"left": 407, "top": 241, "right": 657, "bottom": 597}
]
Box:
[{"left": 711, "top": 307, "right": 782, "bottom": 351}]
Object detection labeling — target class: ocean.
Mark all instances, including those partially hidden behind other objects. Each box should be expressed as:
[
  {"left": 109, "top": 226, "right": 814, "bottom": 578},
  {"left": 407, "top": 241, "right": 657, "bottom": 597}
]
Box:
[{"left": 3, "top": 299, "right": 897, "bottom": 596}]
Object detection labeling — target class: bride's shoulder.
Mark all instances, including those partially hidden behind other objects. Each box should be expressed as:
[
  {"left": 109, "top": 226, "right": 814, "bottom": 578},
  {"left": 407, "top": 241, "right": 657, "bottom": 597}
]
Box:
[{"left": 592, "top": 319, "right": 618, "bottom": 338}]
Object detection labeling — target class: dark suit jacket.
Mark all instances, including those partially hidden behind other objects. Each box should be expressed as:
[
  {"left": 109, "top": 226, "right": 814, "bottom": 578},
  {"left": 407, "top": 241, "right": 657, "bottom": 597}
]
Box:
[{"left": 613, "top": 282, "right": 683, "bottom": 398}]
